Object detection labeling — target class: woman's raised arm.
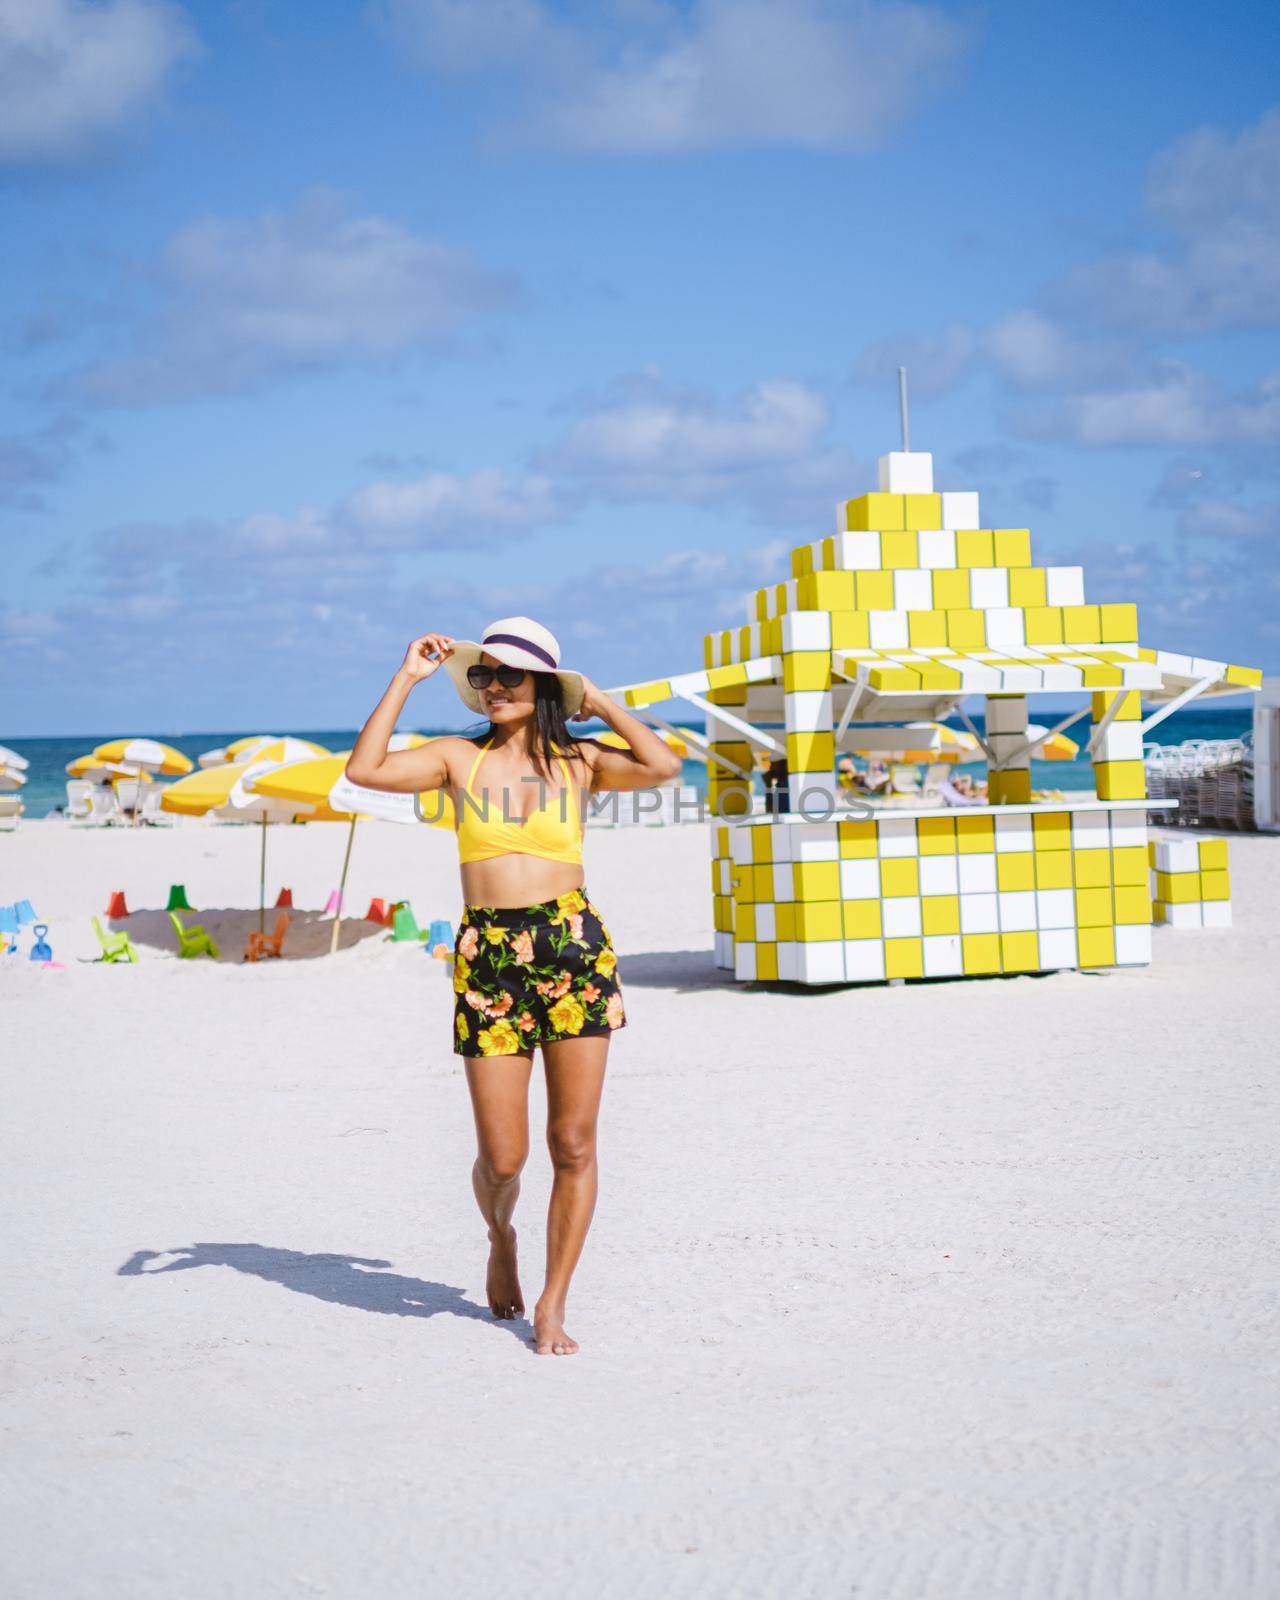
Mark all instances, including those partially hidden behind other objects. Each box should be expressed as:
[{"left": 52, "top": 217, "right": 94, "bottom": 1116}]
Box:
[
  {"left": 344, "top": 633, "right": 456, "bottom": 794},
  {"left": 571, "top": 676, "right": 684, "bottom": 792}
]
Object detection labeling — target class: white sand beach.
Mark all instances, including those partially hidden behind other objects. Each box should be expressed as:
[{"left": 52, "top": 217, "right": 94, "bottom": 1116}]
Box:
[{"left": 4, "top": 816, "right": 1279, "bottom": 1598}]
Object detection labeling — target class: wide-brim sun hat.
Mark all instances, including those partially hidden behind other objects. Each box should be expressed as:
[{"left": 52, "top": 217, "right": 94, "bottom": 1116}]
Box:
[{"left": 442, "top": 616, "right": 586, "bottom": 717}]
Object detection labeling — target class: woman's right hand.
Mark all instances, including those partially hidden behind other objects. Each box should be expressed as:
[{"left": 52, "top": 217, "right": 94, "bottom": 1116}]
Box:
[{"left": 398, "top": 632, "right": 455, "bottom": 683}]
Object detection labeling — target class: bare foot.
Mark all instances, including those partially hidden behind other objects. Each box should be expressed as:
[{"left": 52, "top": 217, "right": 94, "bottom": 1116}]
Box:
[
  {"left": 486, "top": 1226, "right": 523, "bottom": 1319},
  {"left": 533, "top": 1299, "right": 579, "bottom": 1355}
]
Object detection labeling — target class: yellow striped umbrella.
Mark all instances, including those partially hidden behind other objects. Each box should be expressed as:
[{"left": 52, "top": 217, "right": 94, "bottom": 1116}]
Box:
[
  {"left": 249, "top": 747, "right": 454, "bottom": 955},
  {"left": 91, "top": 738, "right": 193, "bottom": 825},
  {"left": 67, "top": 753, "right": 157, "bottom": 786},
  {"left": 851, "top": 722, "right": 982, "bottom": 765},
  {"left": 92, "top": 738, "right": 193, "bottom": 776},
  {"left": 159, "top": 761, "right": 259, "bottom": 816},
  {"left": 1026, "top": 724, "right": 1079, "bottom": 760},
  {"left": 228, "top": 735, "right": 331, "bottom": 765},
  {"left": 595, "top": 728, "right": 689, "bottom": 759},
  {"left": 67, "top": 752, "right": 108, "bottom": 778}
]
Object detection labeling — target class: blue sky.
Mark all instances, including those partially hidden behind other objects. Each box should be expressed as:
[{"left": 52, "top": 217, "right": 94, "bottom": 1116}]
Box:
[{"left": 2, "top": 0, "right": 1277, "bottom": 736}]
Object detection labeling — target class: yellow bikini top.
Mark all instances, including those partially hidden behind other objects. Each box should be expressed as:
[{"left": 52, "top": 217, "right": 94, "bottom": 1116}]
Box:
[{"left": 455, "top": 738, "right": 584, "bottom": 865}]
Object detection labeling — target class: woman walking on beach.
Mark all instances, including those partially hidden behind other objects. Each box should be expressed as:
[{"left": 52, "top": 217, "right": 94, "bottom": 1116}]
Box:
[{"left": 345, "top": 618, "right": 680, "bottom": 1355}]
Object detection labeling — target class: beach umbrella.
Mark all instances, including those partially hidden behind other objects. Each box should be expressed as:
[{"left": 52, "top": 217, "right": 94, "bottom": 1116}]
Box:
[
  {"left": 248, "top": 746, "right": 454, "bottom": 955},
  {"left": 230, "top": 735, "right": 331, "bottom": 766},
  {"left": 1026, "top": 724, "right": 1079, "bottom": 761},
  {"left": 595, "top": 728, "right": 689, "bottom": 759},
  {"left": 196, "top": 734, "right": 328, "bottom": 768},
  {"left": 161, "top": 761, "right": 259, "bottom": 817},
  {"left": 67, "top": 753, "right": 152, "bottom": 783},
  {"left": 92, "top": 738, "right": 194, "bottom": 827},
  {"left": 161, "top": 761, "right": 314, "bottom": 933},
  {"left": 0, "top": 765, "right": 27, "bottom": 792},
  {"left": 671, "top": 726, "right": 705, "bottom": 763},
  {"left": 92, "top": 738, "right": 193, "bottom": 776},
  {"left": 0, "top": 744, "right": 29, "bottom": 771},
  {"left": 851, "top": 722, "right": 982, "bottom": 765}
]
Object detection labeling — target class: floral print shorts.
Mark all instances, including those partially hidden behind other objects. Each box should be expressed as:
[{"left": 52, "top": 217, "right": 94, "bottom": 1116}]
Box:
[{"left": 452, "top": 887, "right": 626, "bottom": 1057}]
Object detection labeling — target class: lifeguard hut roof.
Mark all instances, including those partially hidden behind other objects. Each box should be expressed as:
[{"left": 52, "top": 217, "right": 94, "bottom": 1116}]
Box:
[{"left": 604, "top": 453, "right": 1261, "bottom": 729}]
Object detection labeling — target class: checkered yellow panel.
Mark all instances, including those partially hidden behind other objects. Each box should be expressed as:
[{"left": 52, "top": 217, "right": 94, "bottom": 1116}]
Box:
[
  {"left": 712, "top": 808, "right": 1155, "bottom": 985},
  {"left": 1147, "top": 835, "right": 1232, "bottom": 930}
]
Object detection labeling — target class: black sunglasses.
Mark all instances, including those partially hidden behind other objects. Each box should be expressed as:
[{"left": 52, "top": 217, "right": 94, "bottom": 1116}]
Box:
[{"left": 466, "top": 664, "right": 527, "bottom": 690}]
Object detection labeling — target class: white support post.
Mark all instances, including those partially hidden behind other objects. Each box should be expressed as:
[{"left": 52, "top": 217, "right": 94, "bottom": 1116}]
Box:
[
  {"left": 679, "top": 692, "right": 782, "bottom": 754},
  {"left": 834, "top": 677, "right": 869, "bottom": 747},
  {"left": 984, "top": 694, "right": 1030, "bottom": 803},
  {"left": 629, "top": 706, "right": 755, "bottom": 782},
  {"left": 999, "top": 703, "right": 1094, "bottom": 770},
  {"left": 954, "top": 703, "right": 998, "bottom": 765},
  {"left": 1139, "top": 677, "right": 1217, "bottom": 740},
  {"left": 1085, "top": 689, "right": 1133, "bottom": 756}
]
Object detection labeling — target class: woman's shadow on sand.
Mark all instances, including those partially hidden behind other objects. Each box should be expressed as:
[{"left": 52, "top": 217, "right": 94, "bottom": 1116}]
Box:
[{"left": 117, "top": 1244, "right": 530, "bottom": 1345}]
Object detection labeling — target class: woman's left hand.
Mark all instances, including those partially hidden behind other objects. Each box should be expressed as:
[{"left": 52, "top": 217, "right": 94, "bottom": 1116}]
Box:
[{"left": 572, "top": 675, "right": 609, "bottom": 721}]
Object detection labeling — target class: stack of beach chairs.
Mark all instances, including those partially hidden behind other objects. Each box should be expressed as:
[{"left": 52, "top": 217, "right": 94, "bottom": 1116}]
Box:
[
  {"left": 1144, "top": 739, "right": 1254, "bottom": 830},
  {"left": 1148, "top": 836, "right": 1232, "bottom": 928}
]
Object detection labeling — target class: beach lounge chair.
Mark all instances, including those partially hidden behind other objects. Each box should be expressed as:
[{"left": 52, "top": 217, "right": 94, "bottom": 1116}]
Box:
[
  {"left": 112, "top": 777, "right": 146, "bottom": 817},
  {"left": 0, "top": 795, "right": 21, "bottom": 831},
  {"left": 244, "top": 912, "right": 288, "bottom": 962},
  {"left": 66, "top": 780, "right": 97, "bottom": 823},
  {"left": 88, "top": 788, "right": 125, "bottom": 826},
  {"left": 139, "top": 789, "right": 172, "bottom": 825},
  {"left": 91, "top": 916, "right": 138, "bottom": 963},
  {"left": 938, "top": 778, "right": 983, "bottom": 807},
  {"left": 169, "top": 910, "right": 219, "bottom": 960},
  {"left": 916, "top": 763, "right": 951, "bottom": 809}
]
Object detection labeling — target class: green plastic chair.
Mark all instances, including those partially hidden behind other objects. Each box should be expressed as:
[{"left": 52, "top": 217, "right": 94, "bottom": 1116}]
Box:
[
  {"left": 169, "top": 910, "right": 219, "bottom": 960},
  {"left": 92, "top": 916, "right": 138, "bottom": 963}
]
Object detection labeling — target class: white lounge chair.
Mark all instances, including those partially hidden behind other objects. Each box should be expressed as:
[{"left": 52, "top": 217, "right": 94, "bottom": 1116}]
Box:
[
  {"left": 66, "top": 780, "right": 96, "bottom": 823},
  {"left": 139, "top": 789, "right": 172, "bottom": 826},
  {"left": 0, "top": 795, "right": 22, "bottom": 831},
  {"left": 87, "top": 787, "right": 125, "bottom": 826},
  {"left": 112, "top": 777, "right": 145, "bottom": 815}
]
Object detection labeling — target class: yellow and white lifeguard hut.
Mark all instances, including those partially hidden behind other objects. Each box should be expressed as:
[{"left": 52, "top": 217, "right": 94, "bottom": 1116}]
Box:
[{"left": 604, "top": 439, "right": 1261, "bottom": 985}]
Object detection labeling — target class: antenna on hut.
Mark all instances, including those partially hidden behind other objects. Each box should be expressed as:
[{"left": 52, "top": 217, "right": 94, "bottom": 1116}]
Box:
[{"left": 897, "top": 366, "right": 910, "bottom": 452}]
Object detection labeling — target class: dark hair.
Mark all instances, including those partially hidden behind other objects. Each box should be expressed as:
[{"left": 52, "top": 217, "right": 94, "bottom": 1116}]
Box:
[{"left": 465, "top": 671, "right": 583, "bottom": 781}]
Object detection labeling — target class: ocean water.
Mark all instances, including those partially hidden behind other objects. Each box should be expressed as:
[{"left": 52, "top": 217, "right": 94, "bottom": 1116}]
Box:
[{"left": 2, "top": 709, "right": 1256, "bottom": 819}]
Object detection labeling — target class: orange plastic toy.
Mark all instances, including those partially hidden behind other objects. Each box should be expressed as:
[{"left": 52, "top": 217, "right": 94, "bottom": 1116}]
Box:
[{"left": 244, "top": 911, "right": 289, "bottom": 962}]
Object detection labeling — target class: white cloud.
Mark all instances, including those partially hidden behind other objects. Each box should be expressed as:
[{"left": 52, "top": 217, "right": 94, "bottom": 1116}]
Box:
[
  {"left": 854, "top": 324, "right": 977, "bottom": 398},
  {"left": 1020, "top": 367, "right": 1280, "bottom": 449},
  {"left": 1051, "top": 107, "right": 1280, "bottom": 336},
  {"left": 1177, "top": 498, "right": 1280, "bottom": 543},
  {"left": 543, "top": 371, "right": 858, "bottom": 519},
  {"left": 853, "top": 107, "right": 1280, "bottom": 461},
  {"left": 0, "top": 0, "right": 198, "bottom": 165},
  {"left": 374, "top": 0, "right": 972, "bottom": 153},
  {"left": 857, "top": 310, "right": 1134, "bottom": 398},
  {"left": 556, "top": 374, "right": 825, "bottom": 471},
  {"left": 373, "top": 0, "right": 586, "bottom": 75},
  {"left": 79, "top": 191, "right": 516, "bottom": 403},
  {"left": 981, "top": 310, "right": 1135, "bottom": 392},
  {"left": 343, "top": 467, "right": 562, "bottom": 538}
]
